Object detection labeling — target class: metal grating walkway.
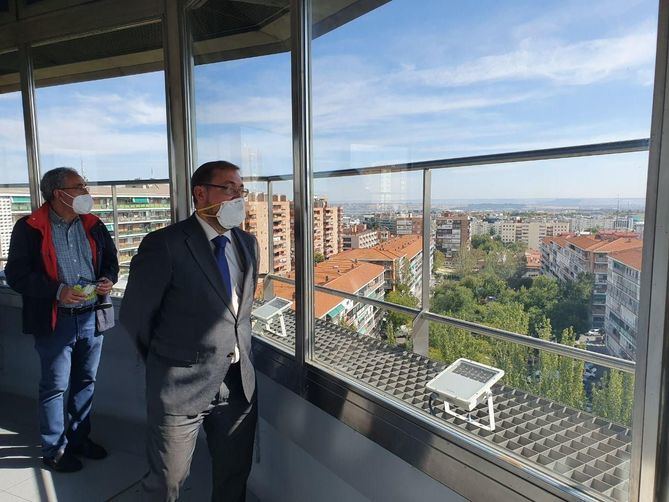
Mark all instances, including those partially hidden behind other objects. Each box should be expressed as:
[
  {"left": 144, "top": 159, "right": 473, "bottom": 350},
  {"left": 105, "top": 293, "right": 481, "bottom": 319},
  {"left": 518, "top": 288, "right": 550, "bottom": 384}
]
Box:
[{"left": 253, "top": 304, "right": 632, "bottom": 501}]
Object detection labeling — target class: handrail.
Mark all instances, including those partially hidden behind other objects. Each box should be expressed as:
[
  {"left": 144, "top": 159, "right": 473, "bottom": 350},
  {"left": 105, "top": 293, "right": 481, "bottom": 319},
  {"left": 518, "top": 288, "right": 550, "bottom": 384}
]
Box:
[
  {"left": 243, "top": 138, "right": 650, "bottom": 182},
  {"left": 264, "top": 273, "right": 636, "bottom": 373}
]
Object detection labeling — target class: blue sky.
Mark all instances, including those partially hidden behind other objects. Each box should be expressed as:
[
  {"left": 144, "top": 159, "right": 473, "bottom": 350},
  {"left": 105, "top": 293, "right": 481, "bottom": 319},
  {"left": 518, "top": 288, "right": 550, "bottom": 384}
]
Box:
[{"left": 0, "top": 0, "right": 658, "bottom": 202}]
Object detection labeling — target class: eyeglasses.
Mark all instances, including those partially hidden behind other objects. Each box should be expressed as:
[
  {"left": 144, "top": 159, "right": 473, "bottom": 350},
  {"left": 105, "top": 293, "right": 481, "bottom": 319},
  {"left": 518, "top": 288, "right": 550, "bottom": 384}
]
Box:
[
  {"left": 202, "top": 183, "right": 249, "bottom": 198},
  {"left": 59, "top": 184, "right": 89, "bottom": 192}
]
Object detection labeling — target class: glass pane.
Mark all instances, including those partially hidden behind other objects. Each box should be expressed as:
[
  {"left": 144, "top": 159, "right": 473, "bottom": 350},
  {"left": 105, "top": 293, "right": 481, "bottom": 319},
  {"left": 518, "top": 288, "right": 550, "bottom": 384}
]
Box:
[
  {"left": 0, "top": 50, "right": 29, "bottom": 271},
  {"left": 84, "top": 182, "right": 172, "bottom": 295},
  {"left": 426, "top": 154, "right": 644, "bottom": 498},
  {"left": 429, "top": 152, "right": 646, "bottom": 356},
  {"left": 189, "top": 0, "right": 294, "bottom": 352},
  {"left": 312, "top": 172, "right": 424, "bottom": 334},
  {"left": 31, "top": 26, "right": 168, "bottom": 288},
  {"left": 33, "top": 24, "right": 168, "bottom": 182},
  {"left": 312, "top": 1, "right": 657, "bottom": 172},
  {"left": 310, "top": 0, "right": 656, "bottom": 499}
]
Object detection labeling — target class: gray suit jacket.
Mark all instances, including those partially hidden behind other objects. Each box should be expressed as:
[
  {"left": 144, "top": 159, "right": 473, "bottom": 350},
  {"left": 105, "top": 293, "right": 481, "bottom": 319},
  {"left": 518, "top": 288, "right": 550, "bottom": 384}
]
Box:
[{"left": 120, "top": 215, "right": 259, "bottom": 416}]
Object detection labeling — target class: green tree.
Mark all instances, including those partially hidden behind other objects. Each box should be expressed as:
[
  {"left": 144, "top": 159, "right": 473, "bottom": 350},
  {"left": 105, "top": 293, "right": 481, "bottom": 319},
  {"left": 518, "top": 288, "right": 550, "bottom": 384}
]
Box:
[
  {"left": 482, "top": 302, "right": 532, "bottom": 391},
  {"left": 429, "top": 323, "right": 491, "bottom": 365},
  {"left": 337, "top": 316, "right": 356, "bottom": 332},
  {"left": 535, "top": 318, "right": 560, "bottom": 398},
  {"left": 453, "top": 246, "right": 481, "bottom": 278},
  {"left": 550, "top": 273, "right": 593, "bottom": 340},
  {"left": 517, "top": 276, "right": 560, "bottom": 335},
  {"left": 385, "top": 286, "right": 419, "bottom": 329},
  {"left": 432, "top": 250, "right": 446, "bottom": 274},
  {"left": 314, "top": 252, "right": 325, "bottom": 264},
  {"left": 592, "top": 369, "right": 634, "bottom": 426},
  {"left": 593, "top": 369, "right": 623, "bottom": 423},
  {"left": 431, "top": 283, "right": 476, "bottom": 318},
  {"left": 555, "top": 327, "right": 584, "bottom": 408},
  {"left": 385, "top": 322, "right": 397, "bottom": 346}
]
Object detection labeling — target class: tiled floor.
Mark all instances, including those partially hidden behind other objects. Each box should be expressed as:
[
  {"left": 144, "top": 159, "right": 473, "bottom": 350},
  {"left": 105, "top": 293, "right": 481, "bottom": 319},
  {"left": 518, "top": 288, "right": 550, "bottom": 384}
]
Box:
[{"left": 0, "top": 393, "right": 215, "bottom": 502}]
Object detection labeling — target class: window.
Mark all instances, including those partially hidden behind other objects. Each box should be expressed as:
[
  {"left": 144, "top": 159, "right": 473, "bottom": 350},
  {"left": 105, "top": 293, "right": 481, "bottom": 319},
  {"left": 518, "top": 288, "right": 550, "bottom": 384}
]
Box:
[
  {"left": 306, "top": 1, "right": 656, "bottom": 499},
  {"left": 31, "top": 24, "right": 168, "bottom": 290},
  {"left": 0, "top": 50, "right": 28, "bottom": 270},
  {"left": 188, "top": 0, "right": 295, "bottom": 351}
]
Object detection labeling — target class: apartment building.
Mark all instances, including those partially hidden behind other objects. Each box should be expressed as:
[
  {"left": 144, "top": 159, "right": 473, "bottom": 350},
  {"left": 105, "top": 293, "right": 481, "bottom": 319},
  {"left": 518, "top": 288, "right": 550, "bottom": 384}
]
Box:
[
  {"left": 313, "top": 196, "right": 343, "bottom": 259},
  {"left": 396, "top": 216, "right": 422, "bottom": 236},
  {"left": 342, "top": 224, "right": 381, "bottom": 250},
  {"left": 0, "top": 196, "right": 14, "bottom": 259},
  {"left": 365, "top": 212, "right": 421, "bottom": 236},
  {"left": 274, "top": 258, "right": 386, "bottom": 335},
  {"left": 499, "top": 220, "right": 570, "bottom": 250},
  {"left": 0, "top": 190, "right": 32, "bottom": 261},
  {"left": 91, "top": 185, "right": 172, "bottom": 267},
  {"left": 605, "top": 248, "right": 642, "bottom": 360},
  {"left": 245, "top": 192, "right": 292, "bottom": 275},
  {"left": 0, "top": 186, "right": 171, "bottom": 271},
  {"left": 330, "top": 234, "right": 426, "bottom": 299},
  {"left": 435, "top": 212, "right": 470, "bottom": 260},
  {"left": 523, "top": 250, "right": 542, "bottom": 279},
  {"left": 470, "top": 217, "right": 498, "bottom": 237},
  {"left": 541, "top": 233, "right": 643, "bottom": 329}
]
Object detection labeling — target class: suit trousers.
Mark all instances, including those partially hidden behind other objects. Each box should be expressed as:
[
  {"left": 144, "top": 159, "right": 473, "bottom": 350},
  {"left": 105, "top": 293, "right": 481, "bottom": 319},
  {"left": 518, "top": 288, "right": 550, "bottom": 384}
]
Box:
[{"left": 141, "top": 363, "right": 258, "bottom": 502}]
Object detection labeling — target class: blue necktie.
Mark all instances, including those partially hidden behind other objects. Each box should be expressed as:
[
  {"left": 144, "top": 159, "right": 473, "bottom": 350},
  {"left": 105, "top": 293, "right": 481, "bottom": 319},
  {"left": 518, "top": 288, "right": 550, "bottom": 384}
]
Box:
[{"left": 212, "top": 235, "right": 233, "bottom": 299}]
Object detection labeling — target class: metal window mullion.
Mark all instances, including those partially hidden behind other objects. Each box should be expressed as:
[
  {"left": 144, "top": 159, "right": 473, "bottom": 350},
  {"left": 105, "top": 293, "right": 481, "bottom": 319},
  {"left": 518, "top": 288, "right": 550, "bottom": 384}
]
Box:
[
  {"left": 163, "top": 0, "right": 194, "bottom": 223},
  {"left": 291, "top": 0, "right": 314, "bottom": 384},
  {"left": 267, "top": 180, "right": 274, "bottom": 274},
  {"left": 630, "top": 0, "right": 669, "bottom": 499},
  {"left": 111, "top": 185, "right": 119, "bottom": 246},
  {"left": 412, "top": 169, "right": 432, "bottom": 356},
  {"left": 18, "top": 44, "right": 41, "bottom": 210}
]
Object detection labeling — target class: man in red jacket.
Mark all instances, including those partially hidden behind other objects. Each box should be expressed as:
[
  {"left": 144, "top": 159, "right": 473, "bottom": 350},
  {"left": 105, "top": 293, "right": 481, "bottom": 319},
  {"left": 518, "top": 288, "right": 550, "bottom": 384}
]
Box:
[{"left": 5, "top": 167, "right": 119, "bottom": 473}]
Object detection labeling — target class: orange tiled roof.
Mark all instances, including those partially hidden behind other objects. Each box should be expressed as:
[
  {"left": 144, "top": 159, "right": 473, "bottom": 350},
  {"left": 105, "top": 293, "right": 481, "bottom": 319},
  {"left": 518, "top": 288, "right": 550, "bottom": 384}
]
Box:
[
  {"left": 543, "top": 234, "right": 642, "bottom": 254},
  {"left": 609, "top": 248, "right": 643, "bottom": 270},
  {"left": 542, "top": 234, "right": 572, "bottom": 247},
  {"left": 525, "top": 250, "right": 541, "bottom": 268},
  {"left": 272, "top": 260, "right": 385, "bottom": 319},
  {"left": 593, "top": 238, "right": 643, "bottom": 253},
  {"left": 337, "top": 234, "right": 422, "bottom": 262}
]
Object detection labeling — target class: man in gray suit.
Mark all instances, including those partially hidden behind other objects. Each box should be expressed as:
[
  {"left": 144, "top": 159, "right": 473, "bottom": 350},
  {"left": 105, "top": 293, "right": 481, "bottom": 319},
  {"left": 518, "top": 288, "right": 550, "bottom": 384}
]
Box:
[{"left": 120, "top": 161, "right": 259, "bottom": 502}]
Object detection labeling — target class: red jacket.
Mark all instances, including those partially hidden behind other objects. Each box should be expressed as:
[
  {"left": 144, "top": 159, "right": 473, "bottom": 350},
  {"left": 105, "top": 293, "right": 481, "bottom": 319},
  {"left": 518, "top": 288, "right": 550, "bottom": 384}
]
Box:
[
  {"left": 5, "top": 203, "right": 118, "bottom": 335},
  {"left": 26, "top": 204, "right": 100, "bottom": 330}
]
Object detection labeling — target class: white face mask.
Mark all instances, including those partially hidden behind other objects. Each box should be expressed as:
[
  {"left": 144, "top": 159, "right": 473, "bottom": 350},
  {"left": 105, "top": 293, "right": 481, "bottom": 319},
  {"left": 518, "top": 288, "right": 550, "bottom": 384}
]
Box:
[
  {"left": 200, "top": 197, "right": 246, "bottom": 229},
  {"left": 62, "top": 192, "right": 94, "bottom": 215}
]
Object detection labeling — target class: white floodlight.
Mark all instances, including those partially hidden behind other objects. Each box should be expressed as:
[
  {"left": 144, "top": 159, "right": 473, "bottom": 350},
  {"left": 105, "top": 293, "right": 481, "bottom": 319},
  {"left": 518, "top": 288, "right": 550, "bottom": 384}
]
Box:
[
  {"left": 426, "top": 358, "right": 505, "bottom": 431},
  {"left": 252, "top": 297, "right": 292, "bottom": 338}
]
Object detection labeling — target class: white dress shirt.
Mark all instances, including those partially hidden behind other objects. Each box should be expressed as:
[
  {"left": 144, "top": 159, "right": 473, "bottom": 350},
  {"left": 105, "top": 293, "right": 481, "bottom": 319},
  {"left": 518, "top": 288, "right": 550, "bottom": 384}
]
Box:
[{"left": 196, "top": 213, "right": 243, "bottom": 363}]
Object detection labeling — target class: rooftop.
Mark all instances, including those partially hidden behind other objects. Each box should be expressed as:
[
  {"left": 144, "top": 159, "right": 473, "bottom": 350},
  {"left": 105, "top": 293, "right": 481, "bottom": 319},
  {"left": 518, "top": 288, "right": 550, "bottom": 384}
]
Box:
[
  {"left": 274, "top": 260, "right": 385, "bottom": 318},
  {"left": 609, "top": 248, "right": 643, "bottom": 271},
  {"left": 542, "top": 234, "right": 643, "bottom": 254},
  {"left": 254, "top": 304, "right": 633, "bottom": 501},
  {"left": 339, "top": 234, "right": 423, "bottom": 262}
]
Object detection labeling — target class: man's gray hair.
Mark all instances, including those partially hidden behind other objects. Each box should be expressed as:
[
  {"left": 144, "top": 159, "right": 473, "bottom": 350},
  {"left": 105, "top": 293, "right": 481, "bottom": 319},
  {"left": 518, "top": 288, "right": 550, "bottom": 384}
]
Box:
[{"left": 40, "top": 167, "right": 80, "bottom": 202}]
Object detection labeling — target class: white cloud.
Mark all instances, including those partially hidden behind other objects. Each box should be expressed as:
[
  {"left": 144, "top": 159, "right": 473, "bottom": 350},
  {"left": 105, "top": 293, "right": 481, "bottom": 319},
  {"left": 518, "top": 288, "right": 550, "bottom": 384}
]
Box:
[{"left": 404, "top": 30, "right": 656, "bottom": 88}]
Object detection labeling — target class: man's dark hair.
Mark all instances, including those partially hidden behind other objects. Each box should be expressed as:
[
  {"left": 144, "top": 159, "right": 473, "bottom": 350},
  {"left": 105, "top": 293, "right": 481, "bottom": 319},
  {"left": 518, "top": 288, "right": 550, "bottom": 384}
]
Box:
[
  {"left": 191, "top": 161, "right": 240, "bottom": 203},
  {"left": 40, "top": 167, "right": 80, "bottom": 202}
]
